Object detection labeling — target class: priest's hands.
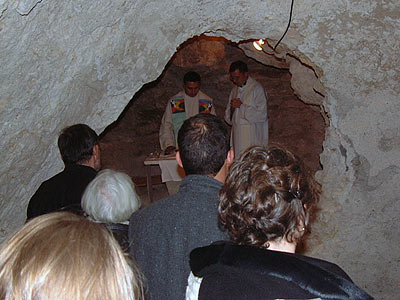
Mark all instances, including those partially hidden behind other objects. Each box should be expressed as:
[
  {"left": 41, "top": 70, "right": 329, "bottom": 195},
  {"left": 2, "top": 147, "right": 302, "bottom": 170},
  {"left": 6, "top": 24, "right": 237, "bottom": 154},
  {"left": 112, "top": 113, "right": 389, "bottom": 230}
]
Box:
[{"left": 164, "top": 146, "right": 176, "bottom": 155}]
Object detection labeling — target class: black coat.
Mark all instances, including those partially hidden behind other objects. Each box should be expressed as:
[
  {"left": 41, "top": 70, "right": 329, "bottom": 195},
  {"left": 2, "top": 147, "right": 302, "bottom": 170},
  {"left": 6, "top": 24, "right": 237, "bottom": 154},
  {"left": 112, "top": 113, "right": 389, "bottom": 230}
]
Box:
[
  {"left": 105, "top": 223, "right": 129, "bottom": 252},
  {"left": 27, "top": 164, "right": 97, "bottom": 220},
  {"left": 190, "top": 242, "right": 374, "bottom": 300}
]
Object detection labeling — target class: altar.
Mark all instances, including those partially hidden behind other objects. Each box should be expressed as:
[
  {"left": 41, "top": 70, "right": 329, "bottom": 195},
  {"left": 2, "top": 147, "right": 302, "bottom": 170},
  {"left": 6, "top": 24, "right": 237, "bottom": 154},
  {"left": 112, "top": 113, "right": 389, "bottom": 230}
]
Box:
[{"left": 144, "top": 153, "right": 185, "bottom": 202}]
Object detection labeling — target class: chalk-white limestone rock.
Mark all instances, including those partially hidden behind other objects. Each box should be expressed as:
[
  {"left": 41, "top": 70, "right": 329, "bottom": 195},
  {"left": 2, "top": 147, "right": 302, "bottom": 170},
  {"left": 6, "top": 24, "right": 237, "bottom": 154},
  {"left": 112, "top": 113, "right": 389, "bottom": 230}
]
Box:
[{"left": 0, "top": 0, "right": 399, "bottom": 298}]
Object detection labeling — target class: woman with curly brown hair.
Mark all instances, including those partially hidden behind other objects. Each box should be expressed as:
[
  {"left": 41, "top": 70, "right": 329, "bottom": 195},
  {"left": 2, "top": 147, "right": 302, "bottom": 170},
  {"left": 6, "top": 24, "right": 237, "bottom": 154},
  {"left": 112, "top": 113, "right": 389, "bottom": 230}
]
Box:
[{"left": 186, "top": 146, "right": 373, "bottom": 300}]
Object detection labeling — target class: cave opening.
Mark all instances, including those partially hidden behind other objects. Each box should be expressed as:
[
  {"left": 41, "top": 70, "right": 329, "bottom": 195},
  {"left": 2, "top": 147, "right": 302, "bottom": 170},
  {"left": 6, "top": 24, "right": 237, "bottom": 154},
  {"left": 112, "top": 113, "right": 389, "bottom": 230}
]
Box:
[{"left": 99, "top": 36, "right": 327, "bottom": 205}]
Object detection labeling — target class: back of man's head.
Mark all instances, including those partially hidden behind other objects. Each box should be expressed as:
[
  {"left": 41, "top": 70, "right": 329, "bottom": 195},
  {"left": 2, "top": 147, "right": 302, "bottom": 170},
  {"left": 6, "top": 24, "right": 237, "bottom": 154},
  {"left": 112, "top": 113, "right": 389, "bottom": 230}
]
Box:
[
  {"left": 177, "top": 114, "right": 230, "bottom": 176},
  {"left": 229, "top": 60, "right": 248, "bottom": 73},
  {"left": 58, "top": 124, "right": 99, "bottom": 165}
]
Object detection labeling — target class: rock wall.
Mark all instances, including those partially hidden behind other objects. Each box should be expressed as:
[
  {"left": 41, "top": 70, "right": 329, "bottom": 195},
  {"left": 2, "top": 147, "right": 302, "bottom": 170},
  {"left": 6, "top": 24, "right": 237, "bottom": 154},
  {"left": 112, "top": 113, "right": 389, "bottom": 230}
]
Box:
[{"left": 0, "top": 0, "right": 398, "bottom": 298}]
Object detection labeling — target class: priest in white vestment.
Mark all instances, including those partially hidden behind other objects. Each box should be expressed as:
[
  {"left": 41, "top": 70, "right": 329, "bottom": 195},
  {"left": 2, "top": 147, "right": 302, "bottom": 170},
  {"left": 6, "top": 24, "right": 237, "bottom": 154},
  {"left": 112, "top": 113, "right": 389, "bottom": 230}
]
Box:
[
  {"left": 160, "top": 71, "right": 216, "bottom": 155},
  {"left": 224, "top": 60, "right": 268, "bottom": 157},
  {"left": 159, "top": 71, "right": 216, "bottom": 194}
]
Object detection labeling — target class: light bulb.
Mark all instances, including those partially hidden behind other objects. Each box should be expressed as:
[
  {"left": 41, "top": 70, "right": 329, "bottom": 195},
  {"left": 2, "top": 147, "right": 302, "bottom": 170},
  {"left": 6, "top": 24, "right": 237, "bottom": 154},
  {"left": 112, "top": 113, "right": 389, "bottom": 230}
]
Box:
[{"left": 253, "top": 39, "right": 264, "bottom": 51}]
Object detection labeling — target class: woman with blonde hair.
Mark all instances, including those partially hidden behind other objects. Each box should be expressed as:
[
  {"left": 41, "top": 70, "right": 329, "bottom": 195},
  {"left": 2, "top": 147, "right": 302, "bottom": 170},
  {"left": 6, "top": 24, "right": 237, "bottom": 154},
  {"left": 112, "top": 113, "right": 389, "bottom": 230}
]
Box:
[
  {"left": 0, "top": 212, "right": 143, "bottom": 300},
  {"left": 187, "top": 146, "right": 373, "bottom": 300}
]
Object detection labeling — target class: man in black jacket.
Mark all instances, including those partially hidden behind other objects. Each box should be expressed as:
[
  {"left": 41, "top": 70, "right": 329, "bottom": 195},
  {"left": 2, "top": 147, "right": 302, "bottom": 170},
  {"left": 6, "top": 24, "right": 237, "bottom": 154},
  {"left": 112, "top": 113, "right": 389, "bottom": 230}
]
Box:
[
  {"left": 129, "top": 114, "right": 233, "bottom": 300},
  {"left": 26, "top": 124, "right": 101, "bottom": 220}
]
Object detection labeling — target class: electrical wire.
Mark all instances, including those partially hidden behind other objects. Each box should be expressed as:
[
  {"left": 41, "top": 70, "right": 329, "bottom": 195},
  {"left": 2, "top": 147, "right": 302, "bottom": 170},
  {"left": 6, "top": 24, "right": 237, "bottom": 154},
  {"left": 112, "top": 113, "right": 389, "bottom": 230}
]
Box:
[{"left": 274, "top": 0, "right": 295, "bottom": 50}]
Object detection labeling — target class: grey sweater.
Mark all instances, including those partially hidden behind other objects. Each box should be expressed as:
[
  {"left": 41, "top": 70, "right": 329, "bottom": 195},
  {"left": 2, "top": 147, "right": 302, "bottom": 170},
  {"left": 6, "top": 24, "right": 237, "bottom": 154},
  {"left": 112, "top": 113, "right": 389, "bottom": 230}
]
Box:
[{"left": 129, "top": 175, "right": 227, "bottom": 300}]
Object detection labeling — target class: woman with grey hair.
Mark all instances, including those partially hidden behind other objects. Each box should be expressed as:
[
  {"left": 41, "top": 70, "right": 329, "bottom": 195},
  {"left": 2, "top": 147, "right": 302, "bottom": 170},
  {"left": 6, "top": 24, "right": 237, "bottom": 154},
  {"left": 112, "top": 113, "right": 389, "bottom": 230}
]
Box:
[
  {"left": 82, "top": 169, "right": 141, "bottom": 251},
  {"left": 186, "top": 146, "right": 373, "bottom": 300}
]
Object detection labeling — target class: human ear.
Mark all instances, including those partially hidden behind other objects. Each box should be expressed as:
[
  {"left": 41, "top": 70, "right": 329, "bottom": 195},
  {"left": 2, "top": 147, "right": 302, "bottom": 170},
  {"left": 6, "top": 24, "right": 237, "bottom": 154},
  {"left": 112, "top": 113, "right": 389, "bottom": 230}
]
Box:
[
  {"left": 226, "top": 149, "right": 234, "bottom": 166},
  {"left": 176, "top": 151, "right": 183, "bottom": 168}
]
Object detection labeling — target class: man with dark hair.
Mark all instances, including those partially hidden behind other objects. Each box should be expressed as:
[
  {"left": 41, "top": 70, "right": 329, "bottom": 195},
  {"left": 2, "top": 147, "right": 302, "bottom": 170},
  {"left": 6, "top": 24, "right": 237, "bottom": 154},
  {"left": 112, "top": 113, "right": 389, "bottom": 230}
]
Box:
[
  {"left": 129, "top": 114, "right": 233, "bottom": 300},
  {"left": 225, "top": 60, "right": 268, "bottom": 157},
  {"left": 159, "top": 71, "right": 216, "bottom": 155},
  {"left": 27, "top": 124, "right": 101, "bottom": 220}
]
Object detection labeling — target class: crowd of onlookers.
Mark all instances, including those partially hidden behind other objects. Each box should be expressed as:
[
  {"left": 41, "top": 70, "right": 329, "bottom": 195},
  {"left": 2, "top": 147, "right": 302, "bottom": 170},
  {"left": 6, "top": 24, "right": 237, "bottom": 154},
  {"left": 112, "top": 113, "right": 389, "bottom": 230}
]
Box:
[{"left": 0, "top": 113, "right": 374, "bottom": 299}]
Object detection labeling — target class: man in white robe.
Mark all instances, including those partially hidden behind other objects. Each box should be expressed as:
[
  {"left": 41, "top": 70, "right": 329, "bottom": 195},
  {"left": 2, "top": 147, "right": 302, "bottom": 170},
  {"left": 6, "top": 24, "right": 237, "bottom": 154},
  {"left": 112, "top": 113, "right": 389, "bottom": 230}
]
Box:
[
  {"left": 160, "top": 71, "right": 216, "bottom": 155},
  {"left": 159, "top": 71, "right": 216, "bottom": 194},
  {"left": 224, "top": 60, "right": 268, "bottom": 157}
]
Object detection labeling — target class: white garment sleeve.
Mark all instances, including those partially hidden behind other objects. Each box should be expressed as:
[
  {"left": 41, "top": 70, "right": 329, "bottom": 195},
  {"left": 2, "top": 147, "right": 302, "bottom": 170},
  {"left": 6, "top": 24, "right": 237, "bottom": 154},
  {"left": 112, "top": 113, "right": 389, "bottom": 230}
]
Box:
[
  {"left": 159, "top": 101, "right": 176, "bottom": 150},
  {"left": 239, "top": 84, "right": 268, "bottom": 123},
  {"left": 185, "top": 271, "right": 203, "bottom": 300},
  {"left": 211, "top": 98, "right": 217, "bottom": 116},
  {"left": 224, "top": 90, "right": 234, "bottom": 125}
]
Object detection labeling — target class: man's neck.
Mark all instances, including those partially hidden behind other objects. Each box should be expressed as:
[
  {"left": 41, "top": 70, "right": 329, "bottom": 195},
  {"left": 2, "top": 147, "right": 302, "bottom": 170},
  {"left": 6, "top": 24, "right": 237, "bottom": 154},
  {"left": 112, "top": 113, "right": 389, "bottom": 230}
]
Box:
[
  {"left": 64, "top": 162, "right": 93, "bottom": 170},
  {"left": 78, "top": 159, "right": 95, "bottom": 170},
  {"left": 213, "top": 164, "right": 228, "bottom": 183},
  {"left": 213, "top": 151, "right": 233, "bottom": 183},
  {"left": 213, "top": 173, "right": 224, "bottom": 183},
  {"left": 79, "top": 161, "right": 90, "bottom": 167},
  {"left": 184, "top": 92, "right": 198, "bottom": 99},
  {"left": 239, "top": 80, "right": 247, "bottom": 88}
]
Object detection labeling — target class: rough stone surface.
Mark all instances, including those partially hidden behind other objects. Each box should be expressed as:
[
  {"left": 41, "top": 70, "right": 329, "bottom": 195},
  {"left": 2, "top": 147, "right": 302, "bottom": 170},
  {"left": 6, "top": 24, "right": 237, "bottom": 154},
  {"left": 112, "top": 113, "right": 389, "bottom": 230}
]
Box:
[{"left": 0, "top": 0, "right": 399, "bottom": 298}]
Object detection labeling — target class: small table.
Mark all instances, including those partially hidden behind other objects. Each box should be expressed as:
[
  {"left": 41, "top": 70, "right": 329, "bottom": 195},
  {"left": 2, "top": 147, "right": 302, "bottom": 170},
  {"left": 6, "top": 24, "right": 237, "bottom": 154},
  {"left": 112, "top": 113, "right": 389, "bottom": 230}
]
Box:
[{"left": 144, "top": 155, "right": 183, "bottom": 202}]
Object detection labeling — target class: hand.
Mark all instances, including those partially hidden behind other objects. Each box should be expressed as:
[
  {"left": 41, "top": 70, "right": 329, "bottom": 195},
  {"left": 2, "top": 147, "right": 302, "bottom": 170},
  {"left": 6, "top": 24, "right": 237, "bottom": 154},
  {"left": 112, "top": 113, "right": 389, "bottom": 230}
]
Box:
[
  {"left": 231, "top": 98, "right": 242, "bottom": 109},
  {"left": 164, "top": 146, "right": 176, "bottom": 155}
]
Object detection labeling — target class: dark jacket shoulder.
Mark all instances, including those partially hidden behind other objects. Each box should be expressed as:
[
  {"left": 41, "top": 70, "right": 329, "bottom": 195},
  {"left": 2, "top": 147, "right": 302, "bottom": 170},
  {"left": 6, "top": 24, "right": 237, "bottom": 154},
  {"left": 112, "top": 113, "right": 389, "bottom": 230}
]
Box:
[
  {"left": 27, "top": 164, "right": 97, "bottom": 220},
  {"left": 105, "top": 223, "right": 129, "bottom": 252},
  {"left": 190, "top": 242, "right": 374, "bottom": 300}
]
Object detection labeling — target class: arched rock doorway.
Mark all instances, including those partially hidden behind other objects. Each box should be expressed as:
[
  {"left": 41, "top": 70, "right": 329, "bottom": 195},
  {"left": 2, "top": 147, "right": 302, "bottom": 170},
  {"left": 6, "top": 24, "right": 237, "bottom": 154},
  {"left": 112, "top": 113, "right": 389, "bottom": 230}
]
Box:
[{"left": 99, "top": 36, "right": 327, "bottom": 204}]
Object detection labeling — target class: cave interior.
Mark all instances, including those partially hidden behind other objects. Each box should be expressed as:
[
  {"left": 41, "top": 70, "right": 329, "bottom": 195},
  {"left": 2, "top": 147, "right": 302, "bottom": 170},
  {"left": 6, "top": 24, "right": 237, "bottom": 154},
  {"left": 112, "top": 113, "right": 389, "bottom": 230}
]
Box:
[{"left": 99, "top": 36, "right": 327, "bottom": 205}]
